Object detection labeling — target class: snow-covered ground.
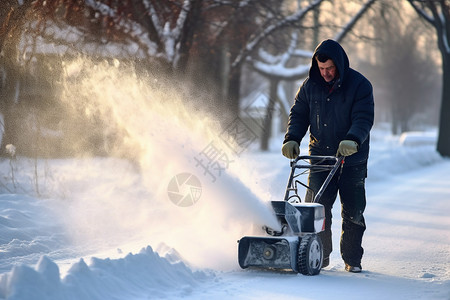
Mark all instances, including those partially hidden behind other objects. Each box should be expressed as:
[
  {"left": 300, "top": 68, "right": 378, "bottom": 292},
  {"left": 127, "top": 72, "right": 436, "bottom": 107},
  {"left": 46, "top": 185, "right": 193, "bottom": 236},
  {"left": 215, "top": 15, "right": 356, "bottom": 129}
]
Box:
[
  {"left": 0, "top": 61, "right": 448, "bottom": 299},
  {"left": 0, "top": 127, "right": 448, "bottom": 300}
]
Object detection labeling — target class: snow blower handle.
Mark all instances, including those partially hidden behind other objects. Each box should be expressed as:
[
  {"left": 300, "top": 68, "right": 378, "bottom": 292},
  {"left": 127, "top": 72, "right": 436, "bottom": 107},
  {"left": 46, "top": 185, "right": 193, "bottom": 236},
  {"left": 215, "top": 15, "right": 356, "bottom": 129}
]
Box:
[
  {"left": 283, "top": 155, "right": 344, "bottom": 203},
  {"left": 313, "top": 156, "right": 344, "bottom": 203}
]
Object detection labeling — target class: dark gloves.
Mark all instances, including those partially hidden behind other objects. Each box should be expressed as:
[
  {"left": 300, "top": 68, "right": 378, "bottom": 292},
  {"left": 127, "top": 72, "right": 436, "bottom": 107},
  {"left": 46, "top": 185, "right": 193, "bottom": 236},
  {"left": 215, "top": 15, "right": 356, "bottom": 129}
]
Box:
[
  {"left": 282, "top": 141, "right": 300, "bottom": 159},
  {"left": 336, "top": 140, "right": 359, "bottom": 157}
]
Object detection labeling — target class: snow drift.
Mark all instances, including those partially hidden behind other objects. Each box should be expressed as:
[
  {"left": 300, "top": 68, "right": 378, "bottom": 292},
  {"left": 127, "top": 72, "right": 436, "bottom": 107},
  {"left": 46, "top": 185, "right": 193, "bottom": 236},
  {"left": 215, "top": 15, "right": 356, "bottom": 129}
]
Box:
[{"left": 0, "top": 246, "right": 206, "bottom": 300}]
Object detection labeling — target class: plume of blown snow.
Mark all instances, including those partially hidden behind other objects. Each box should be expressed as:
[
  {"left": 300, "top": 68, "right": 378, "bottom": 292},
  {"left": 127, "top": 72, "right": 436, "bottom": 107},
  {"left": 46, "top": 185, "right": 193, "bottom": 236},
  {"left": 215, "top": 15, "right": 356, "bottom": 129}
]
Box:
[{"left": 51, "top": 57, "right": 279, "bottom": 270}]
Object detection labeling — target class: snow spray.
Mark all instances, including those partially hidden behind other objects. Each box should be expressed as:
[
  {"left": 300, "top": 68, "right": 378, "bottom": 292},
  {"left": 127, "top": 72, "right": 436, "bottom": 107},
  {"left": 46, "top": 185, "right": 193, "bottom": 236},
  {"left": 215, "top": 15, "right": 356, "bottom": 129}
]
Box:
[{"left": 56, "top": 58, "right": 280, "bottom": 270}]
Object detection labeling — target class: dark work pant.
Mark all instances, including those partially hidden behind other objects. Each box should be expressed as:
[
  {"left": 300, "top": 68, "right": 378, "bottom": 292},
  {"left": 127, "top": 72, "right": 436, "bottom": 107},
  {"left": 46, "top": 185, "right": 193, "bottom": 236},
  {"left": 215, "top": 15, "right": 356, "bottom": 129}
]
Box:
[{"left": 305, "top": 162, "right": 367, "bottom": 267}]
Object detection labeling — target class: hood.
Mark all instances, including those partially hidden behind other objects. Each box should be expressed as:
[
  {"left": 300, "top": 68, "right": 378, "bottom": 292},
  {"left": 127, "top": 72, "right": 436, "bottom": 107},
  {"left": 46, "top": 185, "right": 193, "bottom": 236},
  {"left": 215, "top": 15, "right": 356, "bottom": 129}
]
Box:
[{"left": 309, "top": 39, "right": 350, "bottom": 84}]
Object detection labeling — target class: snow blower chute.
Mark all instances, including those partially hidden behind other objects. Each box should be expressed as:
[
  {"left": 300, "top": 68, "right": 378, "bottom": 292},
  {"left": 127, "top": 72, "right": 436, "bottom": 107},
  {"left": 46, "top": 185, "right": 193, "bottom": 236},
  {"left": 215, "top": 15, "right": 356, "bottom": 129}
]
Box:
[{"left": 238, "top": 155, "right": 344, "bottom": 275}]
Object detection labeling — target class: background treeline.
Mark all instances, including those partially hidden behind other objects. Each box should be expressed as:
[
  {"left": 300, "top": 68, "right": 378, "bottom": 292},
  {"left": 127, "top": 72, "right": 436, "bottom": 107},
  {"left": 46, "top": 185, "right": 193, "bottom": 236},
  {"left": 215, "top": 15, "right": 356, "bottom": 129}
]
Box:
[{"left": 0, "top": 0, "right": 447, "bottom": 158}]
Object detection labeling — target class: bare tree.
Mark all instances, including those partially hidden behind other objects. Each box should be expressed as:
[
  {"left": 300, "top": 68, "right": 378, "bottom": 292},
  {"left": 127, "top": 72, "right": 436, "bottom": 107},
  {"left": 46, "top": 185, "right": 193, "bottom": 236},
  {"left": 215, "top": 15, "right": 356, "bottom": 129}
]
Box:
[
  {"left": 0, "top": 0, "right": 382, "bottom": 156},
  {"left": 408, "top": 0, "right": 450, "bottom": 157},
  {"left": 243, "top": 0, "right": 376, "bottom": 150},
  {"left": 364, "top": 2, "right": 441, "bottom": 134},
  {"left": 0, "top": 1, "right": 339, "bottom": 154}
]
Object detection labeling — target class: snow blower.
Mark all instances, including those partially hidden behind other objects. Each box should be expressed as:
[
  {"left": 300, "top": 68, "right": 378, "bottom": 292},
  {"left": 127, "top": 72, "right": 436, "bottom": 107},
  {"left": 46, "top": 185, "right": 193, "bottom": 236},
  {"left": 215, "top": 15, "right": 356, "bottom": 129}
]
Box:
[{"left": 238, "top": 155, "right": 344, "bottom": 275}]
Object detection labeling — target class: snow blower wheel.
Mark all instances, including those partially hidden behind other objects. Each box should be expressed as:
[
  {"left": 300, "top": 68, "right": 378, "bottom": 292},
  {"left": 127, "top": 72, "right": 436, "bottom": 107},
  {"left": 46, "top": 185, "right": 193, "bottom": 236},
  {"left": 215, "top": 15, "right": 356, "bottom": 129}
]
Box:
[{"left": 298, "top": 234, "right": 323, "bottom": 275}]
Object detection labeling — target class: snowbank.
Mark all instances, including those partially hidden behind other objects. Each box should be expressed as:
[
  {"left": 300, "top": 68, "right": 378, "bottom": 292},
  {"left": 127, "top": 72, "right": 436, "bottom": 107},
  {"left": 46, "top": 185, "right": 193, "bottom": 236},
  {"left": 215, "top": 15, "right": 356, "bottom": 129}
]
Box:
[{"left": 0, "top": 246, "right": 207, "bottom": 300}]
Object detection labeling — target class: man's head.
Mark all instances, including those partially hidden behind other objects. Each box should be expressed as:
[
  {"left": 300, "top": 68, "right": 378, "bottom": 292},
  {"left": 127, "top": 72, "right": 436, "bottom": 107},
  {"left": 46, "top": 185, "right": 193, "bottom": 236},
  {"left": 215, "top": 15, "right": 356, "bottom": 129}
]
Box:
[{"left": 315, "top": 53, "right": 337, "bottom": 83}]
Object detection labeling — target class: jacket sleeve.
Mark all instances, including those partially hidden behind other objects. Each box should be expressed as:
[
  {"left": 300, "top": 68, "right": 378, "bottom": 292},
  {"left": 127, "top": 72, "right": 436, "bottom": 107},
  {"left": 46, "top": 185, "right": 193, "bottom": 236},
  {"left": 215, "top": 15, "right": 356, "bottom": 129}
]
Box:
[
  {"left": 283, "top": 82, "right": 311, "bottom": 144},
  {"left": 345, "top": 79, "right": 374, "bottom": 146}
]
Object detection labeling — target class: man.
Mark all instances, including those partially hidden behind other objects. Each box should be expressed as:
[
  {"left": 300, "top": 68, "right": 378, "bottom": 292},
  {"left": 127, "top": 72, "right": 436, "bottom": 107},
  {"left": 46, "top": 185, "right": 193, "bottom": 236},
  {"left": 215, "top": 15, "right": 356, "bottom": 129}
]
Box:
[{"left": 281, "top": 39, "right": 374, "bottom": 273}]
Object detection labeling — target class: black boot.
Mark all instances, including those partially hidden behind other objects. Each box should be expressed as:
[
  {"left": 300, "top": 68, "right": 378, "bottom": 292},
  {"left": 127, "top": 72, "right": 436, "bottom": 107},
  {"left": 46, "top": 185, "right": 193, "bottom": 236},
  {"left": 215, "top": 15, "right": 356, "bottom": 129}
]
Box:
[{"left": 344, "top": 263, "right": 362, "bottom": 273}]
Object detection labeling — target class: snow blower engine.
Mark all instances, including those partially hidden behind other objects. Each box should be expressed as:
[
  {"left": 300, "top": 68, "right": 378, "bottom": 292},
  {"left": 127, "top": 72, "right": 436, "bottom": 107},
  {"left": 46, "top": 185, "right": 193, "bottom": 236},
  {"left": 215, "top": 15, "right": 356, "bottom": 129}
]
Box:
[{"left": 238, "top": 155, "right": 344, "bottom": 275}]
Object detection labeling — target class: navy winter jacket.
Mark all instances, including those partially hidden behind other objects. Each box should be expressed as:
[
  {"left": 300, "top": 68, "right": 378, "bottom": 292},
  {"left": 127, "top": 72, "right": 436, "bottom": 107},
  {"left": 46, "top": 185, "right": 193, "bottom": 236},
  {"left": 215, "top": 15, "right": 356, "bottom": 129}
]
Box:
[{"left": 284, "top": 39, "right": 374, "bottom": 166}]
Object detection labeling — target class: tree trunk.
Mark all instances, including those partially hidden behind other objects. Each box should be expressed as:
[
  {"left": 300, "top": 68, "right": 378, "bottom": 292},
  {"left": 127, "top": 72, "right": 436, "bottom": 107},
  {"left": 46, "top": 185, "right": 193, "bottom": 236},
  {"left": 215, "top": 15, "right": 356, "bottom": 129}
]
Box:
[
  {"left": 260, "top": 78, "right": 278, "bottom": 151},
  {"left": 226, "top": 67, "right": 241, "bottom": 120},
  {"left": 0, "top": 50, "right": 21, "bottom": 155},
  {"left": 407, "top": 0, "right": 450, "bottom": 157},
  {"left": 175, "top": 0, "right": 203, "bottom": 74},
  {"left": 437, "top": 53, "right": 450, "bottom": 156}
]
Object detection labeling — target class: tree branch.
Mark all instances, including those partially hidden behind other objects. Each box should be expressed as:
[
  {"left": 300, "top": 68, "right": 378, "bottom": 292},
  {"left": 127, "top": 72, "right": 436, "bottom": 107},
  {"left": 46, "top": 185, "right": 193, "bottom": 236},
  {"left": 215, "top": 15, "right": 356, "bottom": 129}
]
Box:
[
  {"left": 231, "top": 0, "right": 324, "bottom": 70},
  {"left": 407, "top": 0, "right": 435, "bottom": 26},
  {"left": 334, "top": 0, "right": 377, "bottom": 43}
]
